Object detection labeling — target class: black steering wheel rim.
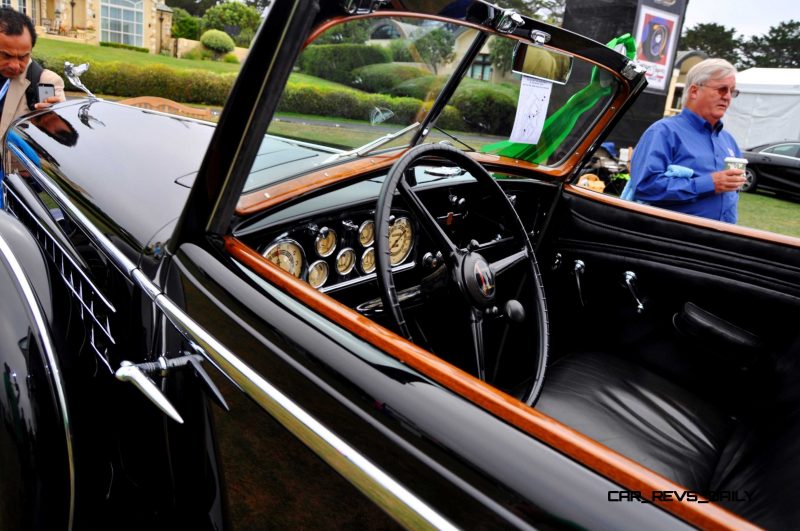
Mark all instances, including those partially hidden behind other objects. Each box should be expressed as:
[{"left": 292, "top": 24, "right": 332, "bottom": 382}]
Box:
[{"left": 374, "top": 143, "right": 549, "bottom": 406}]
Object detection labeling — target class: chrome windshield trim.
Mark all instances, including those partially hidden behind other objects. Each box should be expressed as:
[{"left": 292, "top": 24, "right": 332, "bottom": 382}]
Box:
[{"left": 0, "top": 230, "right": 75, "bottom": 530}]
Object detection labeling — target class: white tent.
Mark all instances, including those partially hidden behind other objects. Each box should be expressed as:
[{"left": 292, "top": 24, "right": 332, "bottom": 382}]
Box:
[{"left": 725, "top": 68, "right": 800, "bottom": 149}]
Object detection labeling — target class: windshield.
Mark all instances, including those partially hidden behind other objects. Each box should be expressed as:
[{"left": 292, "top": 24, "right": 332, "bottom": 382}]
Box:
[{"left": 243, "top": 14, "right": 623, "bottom": 193}]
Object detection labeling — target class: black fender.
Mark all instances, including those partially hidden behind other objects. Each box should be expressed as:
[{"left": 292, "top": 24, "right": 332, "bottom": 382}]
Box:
[{"left": 0, "top": 210, "right": 72, "bottom": 530}]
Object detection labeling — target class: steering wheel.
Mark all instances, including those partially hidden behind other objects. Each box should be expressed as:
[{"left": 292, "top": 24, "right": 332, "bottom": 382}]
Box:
[{"left": 374, "top": 143, "right": 549, "bottom": 406}]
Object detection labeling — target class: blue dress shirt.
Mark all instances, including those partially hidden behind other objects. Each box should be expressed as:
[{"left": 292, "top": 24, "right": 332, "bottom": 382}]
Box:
[{"left": 629, "top": 108, "right": 742, "bottom": 223}]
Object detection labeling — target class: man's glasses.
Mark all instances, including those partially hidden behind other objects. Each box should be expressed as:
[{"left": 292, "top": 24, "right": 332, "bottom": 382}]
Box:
[{"left": 698, "top": 83, "right": 740, "bottom": 98}]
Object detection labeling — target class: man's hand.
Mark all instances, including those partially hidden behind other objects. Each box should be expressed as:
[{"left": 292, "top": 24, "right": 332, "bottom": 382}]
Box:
[
  {"left": 33, "top": 95, "right": 63, "bottom": 110},
  {"left": 712, "top": 168, "right": 746, "bottom": 193}
]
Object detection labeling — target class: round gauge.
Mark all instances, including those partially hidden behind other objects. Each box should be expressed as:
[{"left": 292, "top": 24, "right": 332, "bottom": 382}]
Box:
[
  {"left": 308, "top": 260, "right": 329, "bottom": 289},
  {"left": 358, "top": 220, "right": 375, "bottom": 247},
  {"left": 263, "top": 239, "right": 304, "bottom": 278},
  {"left": 388, "top": 217, "right": 413, "bottom": 266},
  {"left": 336, "top": 248, "right": 356, "bottom": 275},
  {"left": 315, "top": 228, "right": 337, "bottom": 257},
  {"left": 361, "top": 247, "right": 376, "bottom": 274}
]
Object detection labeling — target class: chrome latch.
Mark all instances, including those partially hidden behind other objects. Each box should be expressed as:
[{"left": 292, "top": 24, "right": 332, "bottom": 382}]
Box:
[
  {"left": 530, "top": 30, "right": 551, "bottom": 46},
  {"left": 573, "top": 259, "right": 585, "bottom": 306},
  {"left": 622, "top": 61, "right": 646, "bottom": 80},
  {"left": 496, "top": 10, "right": 525, "bottom": 33},
  {"left": 623, "top": 271, "right": 645, "bottom": 313},
  {"left": 115, "top": 352, "right": 229, "bottom": 423}
]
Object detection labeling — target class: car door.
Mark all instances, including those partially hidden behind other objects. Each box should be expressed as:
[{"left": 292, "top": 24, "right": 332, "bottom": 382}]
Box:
[
  {"left": 540, "top": 183, "right": 800, "bottom": 405},
  {"left": 756, "top": 144, "right": 800, "bottom": 195},
  {"left": 158, "top": 1, "right": 700, "bottom": 528}
]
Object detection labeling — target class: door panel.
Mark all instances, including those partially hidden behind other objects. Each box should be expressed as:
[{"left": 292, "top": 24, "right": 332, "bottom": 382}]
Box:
[{"left": 542, "top": 188, "right": 800, "bottom": 406}]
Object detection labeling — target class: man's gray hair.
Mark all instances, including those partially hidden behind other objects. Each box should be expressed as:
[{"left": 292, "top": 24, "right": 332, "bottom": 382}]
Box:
[{"left": 682, "top": 58, "right": 737, "bottom": 106}]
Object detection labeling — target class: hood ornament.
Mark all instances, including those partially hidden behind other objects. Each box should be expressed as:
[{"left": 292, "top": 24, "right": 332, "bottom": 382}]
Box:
[{"left": 64, "top": 61, "right": 96, "bottom": 98}]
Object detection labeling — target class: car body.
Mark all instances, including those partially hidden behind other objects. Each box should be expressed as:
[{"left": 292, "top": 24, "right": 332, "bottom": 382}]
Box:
[
  {"left": 1, "top": 0, "right": 799, "bottom": 529},
  {"left": 741, "top": 141, "right": 800, "bottom": 197}
]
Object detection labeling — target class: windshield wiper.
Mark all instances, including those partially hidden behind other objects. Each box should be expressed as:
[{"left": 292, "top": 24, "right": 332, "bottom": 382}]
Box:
[
  {"left": 323, "top": 121, "right": 420, "bottom": 164},
  {"left": 431, "top": 125, "right": 475, "bottom": 152}
]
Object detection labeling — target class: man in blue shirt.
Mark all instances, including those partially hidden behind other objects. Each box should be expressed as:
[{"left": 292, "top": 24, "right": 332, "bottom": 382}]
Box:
[{"left": 627, "top": 58, "right": 746, "bottom": 223}]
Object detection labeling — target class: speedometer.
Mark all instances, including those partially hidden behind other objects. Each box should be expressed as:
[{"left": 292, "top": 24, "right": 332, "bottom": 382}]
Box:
[
  {"left": 389, "top": 217, "right": 413, "bottom": 266},
  {"left": 263, "top": 239, "right": 304, "bottom": 278}
]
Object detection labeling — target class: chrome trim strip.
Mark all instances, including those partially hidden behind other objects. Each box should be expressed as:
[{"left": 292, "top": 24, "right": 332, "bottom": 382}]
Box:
[
  {"left": 320, "top": 261, "right": 414, "bottom": 293},
  {"left": 151, "top": 277, "right": 456, "bottom": 530},
  {"left": 8, "top": 134, "right": 455, "bottom": 531},
  {"left": 0, "top": 231, "right": 75, "bottom": 530}
]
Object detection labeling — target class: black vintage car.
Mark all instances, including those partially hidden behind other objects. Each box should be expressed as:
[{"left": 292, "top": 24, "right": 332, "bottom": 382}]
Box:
[
  {"left": 2, "top": 0, "right": 799, "bottom": 529},
  {"left": 742, "top": 141, "right": 800, "bottom": 198}
]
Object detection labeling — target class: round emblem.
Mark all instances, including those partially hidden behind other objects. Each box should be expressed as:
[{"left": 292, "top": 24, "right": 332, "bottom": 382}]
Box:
[{"left": 473, "top": 261, "right": 495, "bottom": 298}]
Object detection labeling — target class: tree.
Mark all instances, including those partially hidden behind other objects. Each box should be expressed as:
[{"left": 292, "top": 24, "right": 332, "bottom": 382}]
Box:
[
  {"left": 414, "top": 28, "right": 455, "bottom": 75},
  {"left": 171, "top": 7, "right": 201, "bottom": 40},
  {"left": 494, "top": 0, "right": 565, "bottom": 26},
  {"left": 314, "top": 19, "right": 370, "bottom": 44},
  {"left": 488, "top": 37, "right": 515, "bottom": 76},
  {"left": 741, "top": 21, "right": 800, "bottom": 68},
  {"left": 166, "top": 0, "right": 218, "bottom": 18},
  {"left": 680, "top": 23, "right": 742, "bottom": 67},
  {"left": 201, "top": 2, "right": 262, "bottom": 47}
]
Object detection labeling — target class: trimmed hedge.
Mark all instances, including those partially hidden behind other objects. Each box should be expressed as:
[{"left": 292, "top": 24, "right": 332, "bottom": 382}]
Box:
[
  {"left": 391, "top": 75, "right": 445, "bottom": 100},
  {"left": 38, "top": 54, "right": 235, "bottom": 105},
  {"left": 99, "top": 41, "right": 149, "bottom": 53},
  {"left": 451, "top": 86, "right": 516, "bottom": 135},
  {"left": 200, "top": 29, "right": 235, "bottom": 54},
  {"left": 298, "top": 44, "right": 391, "bottom": 84},
  {"left": 350, "top": 63, "right": 429, "bottom": 94},
  {"left": 277, "top": 82, "right": 462, "bottom": 130}
]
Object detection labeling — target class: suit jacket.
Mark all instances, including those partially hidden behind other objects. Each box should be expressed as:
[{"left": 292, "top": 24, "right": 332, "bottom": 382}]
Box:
[{"left": 0, "top": 62, "right": 66, "bottom": 139}]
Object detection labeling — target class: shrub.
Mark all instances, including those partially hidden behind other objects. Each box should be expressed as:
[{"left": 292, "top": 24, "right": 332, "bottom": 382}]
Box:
[
  {"left": 222, "top": 53, "right": 240, "bottom": 64},
  {"left": 99, "top": 41, "right": 149, "bottom": 53},
  {"left": 171, "top": 7, "right": 201, "bottom": 40},
  {"left": 36, "top": 55, "right": 235, "bottom": 105},
  {"left": 350, "top": 63, "right": 429, "bottom": 93},
  {"left": 451, "top": 86, "right": 516, "bottom": 135},
  {"left": 388, "top": 39, "right": 413, "bottom": 62},
  {"left": 201, "top": 29, "right": 235, "bottom": 54},
  {"left": 182, "top": 45, "right": 216, "bottom": 61},
  {"left": 298, "top": 44, "right": 391, "bottom": 84},
  {"left": 390, "top": 75, "right": 445, "bottom": 100},
  {"left": 234, "top": 27, "right": 255, "bottom": 48}
]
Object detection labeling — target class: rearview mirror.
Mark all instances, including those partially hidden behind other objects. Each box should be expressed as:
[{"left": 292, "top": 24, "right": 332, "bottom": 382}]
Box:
[{"left": 512, "top": 43, "right": 573, "bottom": 85}]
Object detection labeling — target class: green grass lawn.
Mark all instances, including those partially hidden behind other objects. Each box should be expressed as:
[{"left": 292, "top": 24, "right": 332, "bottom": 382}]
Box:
[
  {"left": 738, "top": 192, "right": 800, "bottom": 238},
  {"left": 35, "top": 36, "right": 242, "bottom": 74}
]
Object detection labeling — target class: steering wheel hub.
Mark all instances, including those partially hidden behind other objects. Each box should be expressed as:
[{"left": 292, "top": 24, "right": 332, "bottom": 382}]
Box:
[{"left": 461, "top": 253, "right": 496, "bottom": 304}]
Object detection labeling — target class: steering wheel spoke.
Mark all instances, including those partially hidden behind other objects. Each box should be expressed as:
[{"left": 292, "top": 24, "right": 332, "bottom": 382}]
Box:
[
  {"left": 490, "top": 248, "right": 529, "bottom": 277},
  {"left": 398, "top": 178, "right": 459, "bottom": 259},
  {"left": 470, "top": 308, "right": 487, "bottom": 381}
]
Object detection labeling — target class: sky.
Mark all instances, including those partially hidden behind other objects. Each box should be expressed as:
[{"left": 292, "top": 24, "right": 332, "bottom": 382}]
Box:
[{"left": 682, "top": 0, "right": 798, "bottom": 38}]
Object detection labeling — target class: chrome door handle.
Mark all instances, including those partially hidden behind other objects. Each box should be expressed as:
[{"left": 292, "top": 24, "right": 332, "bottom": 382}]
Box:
[{"left": 623, "top": 271, "right": 645, "bottom": 313}]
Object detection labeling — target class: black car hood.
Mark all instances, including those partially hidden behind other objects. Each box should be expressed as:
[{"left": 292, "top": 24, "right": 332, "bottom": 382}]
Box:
[{"left": 9, "top": 99, "right": 215, "bottom": 268}]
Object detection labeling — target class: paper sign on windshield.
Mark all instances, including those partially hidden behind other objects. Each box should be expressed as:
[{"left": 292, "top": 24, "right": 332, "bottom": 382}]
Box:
[{"left": 510, "top": 77, "right": 552, "bottom": 145}]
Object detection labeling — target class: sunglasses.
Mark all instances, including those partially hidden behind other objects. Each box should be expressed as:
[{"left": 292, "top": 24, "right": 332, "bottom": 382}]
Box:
[{"left": 697, "top": 84, "right": 740, "bottom": 98}]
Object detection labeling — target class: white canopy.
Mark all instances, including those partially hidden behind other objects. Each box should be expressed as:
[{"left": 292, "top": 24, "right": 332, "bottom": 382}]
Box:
[{"left": 725, "top": 68, "right": 800, "bottom": 148}]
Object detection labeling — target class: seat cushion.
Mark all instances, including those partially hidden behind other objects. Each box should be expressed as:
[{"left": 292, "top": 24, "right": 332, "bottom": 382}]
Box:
[{"left": 536, "top": 352, "right": 734, "bottom": 489}]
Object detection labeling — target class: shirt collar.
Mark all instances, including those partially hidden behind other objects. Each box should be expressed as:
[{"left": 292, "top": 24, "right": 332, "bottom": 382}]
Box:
[{"left": 680, "top": 108, "right": 725, "bottom": 134}]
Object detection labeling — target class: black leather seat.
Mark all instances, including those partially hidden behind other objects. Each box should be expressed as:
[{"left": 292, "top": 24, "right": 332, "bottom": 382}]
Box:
[{"left": 535, "top": 351, "right": 800, "bottom": 528}]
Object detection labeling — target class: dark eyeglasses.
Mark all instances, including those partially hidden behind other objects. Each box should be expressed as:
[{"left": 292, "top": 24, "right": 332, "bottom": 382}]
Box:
[{"left": 698, "top": 84, "right": 740, "bottom": 98}]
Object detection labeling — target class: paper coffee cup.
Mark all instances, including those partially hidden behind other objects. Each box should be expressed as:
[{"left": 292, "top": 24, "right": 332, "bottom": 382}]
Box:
[{"left": 724, "top": 157, "right": 748, "bottom": 172}]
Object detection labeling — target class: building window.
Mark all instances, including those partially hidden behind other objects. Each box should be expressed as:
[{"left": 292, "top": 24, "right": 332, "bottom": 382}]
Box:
[
  {"left": 469, "top": 53, "right": 493, "bottom": 81},
  {"left": 101, "top": 0, "right": 143, "bottom": 47},
  {"left": 17, "top": 0, "right": 26, "bottom": 16},
  {"left": 2, "top": 0, "right": 12, "bottom": 8}
]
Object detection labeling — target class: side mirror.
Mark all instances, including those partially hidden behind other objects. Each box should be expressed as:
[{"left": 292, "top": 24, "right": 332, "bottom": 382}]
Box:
[{"left": 512, "top": 43, "right": 573, "bottom": 85}]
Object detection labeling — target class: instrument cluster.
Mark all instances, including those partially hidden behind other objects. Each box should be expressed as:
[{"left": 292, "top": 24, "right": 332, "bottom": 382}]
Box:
[{"left": 262, "top": 212, "right": 414, "bottom": 291}]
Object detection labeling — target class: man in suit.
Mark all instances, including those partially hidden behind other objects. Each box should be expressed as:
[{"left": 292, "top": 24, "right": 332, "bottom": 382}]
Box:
[{"left": 0, "top": 7, "right": 65, "bottom": 140}]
